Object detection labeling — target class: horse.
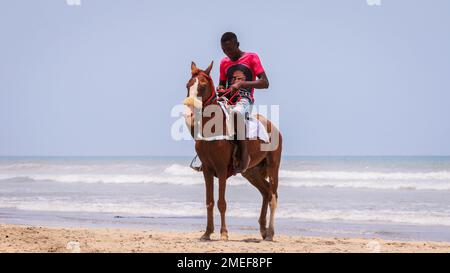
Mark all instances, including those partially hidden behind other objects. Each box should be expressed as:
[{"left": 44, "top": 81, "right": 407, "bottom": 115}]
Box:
[{"left": 183, "top": 61, "right": 282, "bottom": 241}]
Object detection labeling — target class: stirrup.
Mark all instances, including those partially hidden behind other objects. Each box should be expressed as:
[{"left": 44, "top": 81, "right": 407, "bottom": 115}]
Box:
[{"left": 189, "top": 155, "right": 203, "bottom": 172}]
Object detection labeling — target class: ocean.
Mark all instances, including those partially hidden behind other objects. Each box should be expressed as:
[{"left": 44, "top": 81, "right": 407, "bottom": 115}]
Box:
[{"left": 1, "top": 156, "right": 450, "bottom": 242}]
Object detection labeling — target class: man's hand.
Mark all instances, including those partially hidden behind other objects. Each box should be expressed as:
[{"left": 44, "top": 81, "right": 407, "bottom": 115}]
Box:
[{"left": 230, "top": 82, "right": 242, "bottom": 93}]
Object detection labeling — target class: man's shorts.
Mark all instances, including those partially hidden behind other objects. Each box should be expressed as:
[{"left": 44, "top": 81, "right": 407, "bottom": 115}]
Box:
[{"left": 231, "top": 97, "right": 253, "bottom": 120}]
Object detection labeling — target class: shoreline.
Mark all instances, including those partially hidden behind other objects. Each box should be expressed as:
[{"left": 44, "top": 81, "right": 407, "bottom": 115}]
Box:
[{"left": 1, "top": 224, "right": 450, "bottom": 253}]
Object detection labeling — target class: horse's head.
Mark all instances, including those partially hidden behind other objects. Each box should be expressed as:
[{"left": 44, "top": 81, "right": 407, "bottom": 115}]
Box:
[{"left": 183, "top": 61, "right": 215, "bottom": 110}]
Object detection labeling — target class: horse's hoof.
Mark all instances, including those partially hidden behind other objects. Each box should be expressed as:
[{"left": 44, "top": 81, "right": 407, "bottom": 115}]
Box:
[
  {"left": 220, "top": 233, "right": 229, "bottom": 241},
  {"left": 200, "top": 232, "right": 212, "bottom": 241},
  {"left": 260, "top": 230, "right": 267, "bottom": 240},
  {"left": 264, "top": 230, "right": 274, "bottom": 241}
]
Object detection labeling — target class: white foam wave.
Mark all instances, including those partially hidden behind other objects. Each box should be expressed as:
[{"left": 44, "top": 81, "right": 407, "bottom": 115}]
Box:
[
  {"left": 276, "top": 209, "right": 450, "bottom": 226},
  {"left": 282, "top": 180, "right": 450, "bottom": 190},
  {"left": 280, "top": 170, "right": 450, "bottom": 181},
  {"left": 0, "top": 174, "right": 205, "bottom": 185},
  {"left": 2, "top": 199, "right": 450, "bottom": 226},
  {"left": 163, "top": 164, "right": 198, "bottom": 176},
  {"left": 0, "top": 162, "right": 161, "bottom": 172},
  {"left": 0, "top": 200, "right": 205, "bottom": 217},
  {"left": 1, "top": 163, "right": 450, "bottom": 190}
]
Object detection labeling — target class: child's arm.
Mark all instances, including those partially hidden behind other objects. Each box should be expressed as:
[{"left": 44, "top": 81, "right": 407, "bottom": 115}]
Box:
[{"left": 230, "top": 72, "right": 269, "bottom": 92}]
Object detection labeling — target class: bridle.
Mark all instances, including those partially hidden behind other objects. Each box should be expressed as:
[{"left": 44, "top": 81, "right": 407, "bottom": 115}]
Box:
[{"left": 195, "top": 71, "right": 217, "bottom": 107}]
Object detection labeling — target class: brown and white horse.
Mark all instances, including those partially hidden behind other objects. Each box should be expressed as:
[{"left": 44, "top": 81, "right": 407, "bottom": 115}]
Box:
[{"left": 183, "top": 61, "right": 282, "bottom": 241}]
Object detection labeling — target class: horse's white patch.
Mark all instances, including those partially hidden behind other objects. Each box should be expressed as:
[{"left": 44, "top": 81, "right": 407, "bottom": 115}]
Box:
[
  {"left": 186, "top": 78, "right": 202, "bottom": 109},
  {"left": 268, "top": 193, "right": 277, "bottom": 232},
  {"left": 271, "top": 193, "right": 277, "bottom": 210},
  {"left": 184, "top": 78, "right": 201, "bottom": 128},
  {"left": 183, "top": 106, "right": 194, "bottom": 127},
  {"left": 189, "top": 78, "right": 199, "bottom": 98}
]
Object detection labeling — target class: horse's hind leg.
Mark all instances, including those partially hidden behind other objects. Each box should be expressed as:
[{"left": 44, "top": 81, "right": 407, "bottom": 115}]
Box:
[{"left": 242, "top": 168, "right": 270, "bottom": 240}]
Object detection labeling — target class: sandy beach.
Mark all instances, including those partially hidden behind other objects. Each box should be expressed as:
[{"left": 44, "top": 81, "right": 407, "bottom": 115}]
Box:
[{"left": 1, "top": 224, "right": 449, "bottom": 253}]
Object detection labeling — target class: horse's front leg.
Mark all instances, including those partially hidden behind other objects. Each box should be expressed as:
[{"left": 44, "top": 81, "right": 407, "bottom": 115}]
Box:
[
  {"left": 200, "top": 169, "right": 214, "bottom": 240},
  {"left": 217, "top": 173, "right": 228, "bottom": 241}
]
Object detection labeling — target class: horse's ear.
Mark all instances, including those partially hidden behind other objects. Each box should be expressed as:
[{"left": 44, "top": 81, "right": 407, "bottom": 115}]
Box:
[
  {"left": 191, "top": 61, "right": 198, "bottom": 74},
  {"left": 204, "top": 61, "right": 213, "bottom": 75}
]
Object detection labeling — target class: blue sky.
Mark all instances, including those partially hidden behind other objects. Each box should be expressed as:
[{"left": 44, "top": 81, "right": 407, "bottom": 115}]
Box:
[{"left": 0, "top": 0, "right": 449, "bottom": 156}]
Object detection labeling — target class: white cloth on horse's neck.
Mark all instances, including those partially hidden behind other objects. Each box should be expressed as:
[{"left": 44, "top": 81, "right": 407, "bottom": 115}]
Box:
[{"left": 199, "top": 101, "right": 270, "bottom": 143}]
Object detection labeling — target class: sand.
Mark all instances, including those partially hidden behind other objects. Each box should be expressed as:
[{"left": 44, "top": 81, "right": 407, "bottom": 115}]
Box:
[{"left": 1, "top": 224, "right": 450, "bottom": 253}]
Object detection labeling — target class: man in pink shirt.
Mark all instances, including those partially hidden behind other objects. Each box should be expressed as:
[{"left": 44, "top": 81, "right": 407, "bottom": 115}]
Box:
[{"left": 217, "top": 32, "right": 270, "bottom": 173}]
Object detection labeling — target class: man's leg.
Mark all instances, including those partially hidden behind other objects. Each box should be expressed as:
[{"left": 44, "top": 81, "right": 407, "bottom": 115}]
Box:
[{"left": 232, "top": 99, "right": 251, "bottom": 173}]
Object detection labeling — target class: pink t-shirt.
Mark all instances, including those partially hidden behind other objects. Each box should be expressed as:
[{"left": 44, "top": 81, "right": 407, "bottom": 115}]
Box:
[{"left": 219, "top": 52, "right": 265, "bottom": 103}]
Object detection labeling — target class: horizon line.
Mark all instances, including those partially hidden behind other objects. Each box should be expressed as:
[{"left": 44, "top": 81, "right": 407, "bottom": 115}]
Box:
[{"left": 1, "top": 155, "right": 450, "bottom": 158}]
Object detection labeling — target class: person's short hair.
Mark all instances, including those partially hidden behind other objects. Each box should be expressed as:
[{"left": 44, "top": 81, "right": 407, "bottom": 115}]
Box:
[{"left": 221, "top": 32, "right": 238, "bottom": 43}]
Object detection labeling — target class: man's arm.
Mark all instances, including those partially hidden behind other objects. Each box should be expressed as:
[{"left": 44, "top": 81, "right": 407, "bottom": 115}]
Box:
[{"left": 230, "top": 72, "right": 269, "bottom": 92}]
